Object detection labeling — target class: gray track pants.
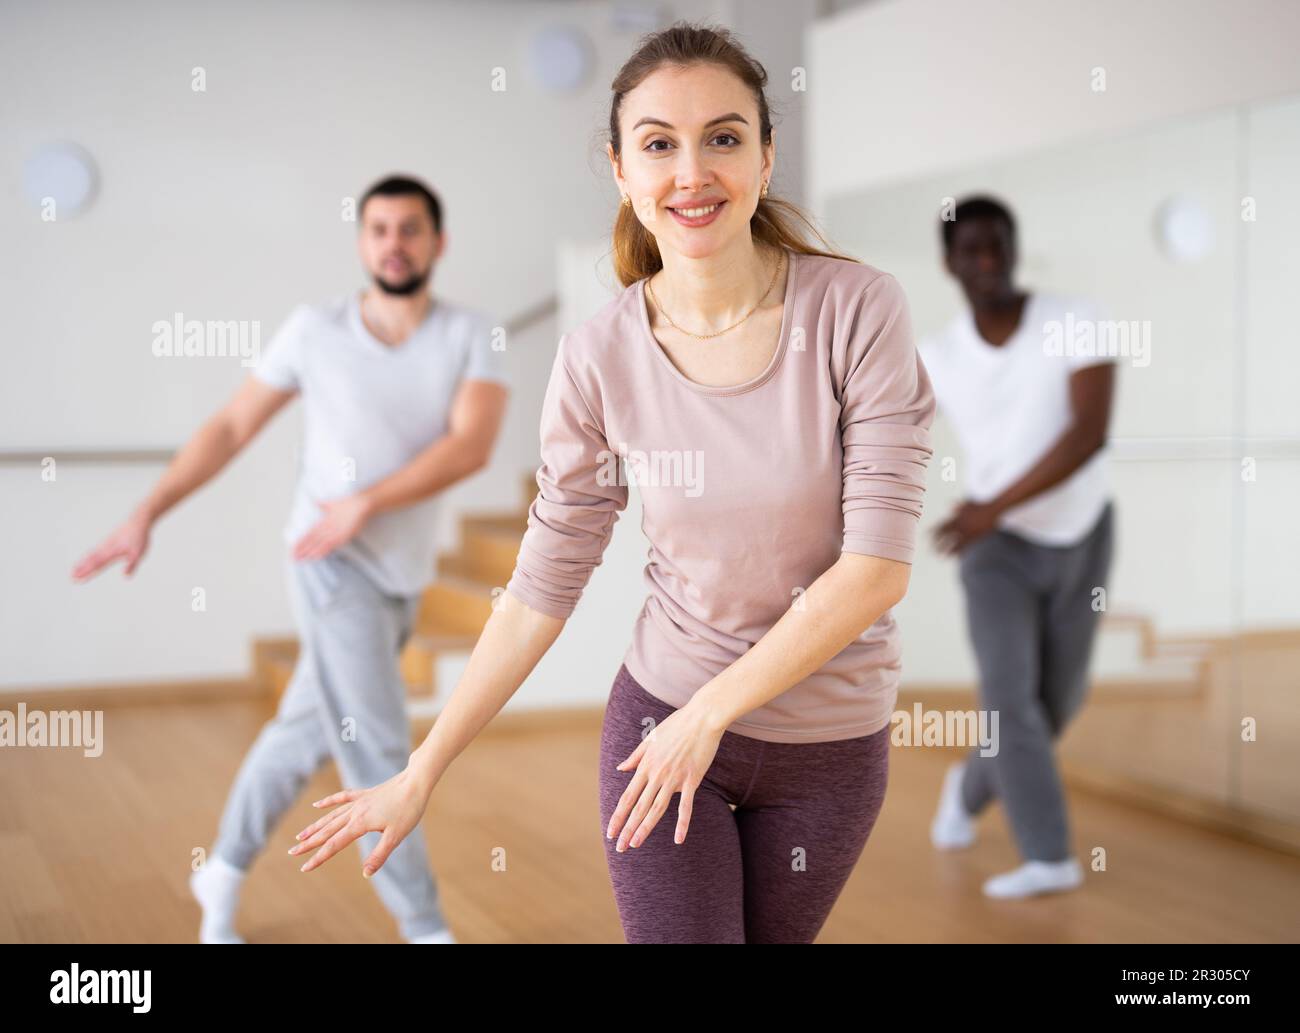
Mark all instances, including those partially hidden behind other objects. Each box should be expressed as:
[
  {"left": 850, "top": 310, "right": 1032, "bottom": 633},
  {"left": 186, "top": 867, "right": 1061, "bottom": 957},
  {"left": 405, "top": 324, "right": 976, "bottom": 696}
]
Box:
[
  {"left": 210, "top": 552, "right": 447, "bottom": 940},
  {"left": 957, "top": 499, "right": 1115, "bottom": 863}
]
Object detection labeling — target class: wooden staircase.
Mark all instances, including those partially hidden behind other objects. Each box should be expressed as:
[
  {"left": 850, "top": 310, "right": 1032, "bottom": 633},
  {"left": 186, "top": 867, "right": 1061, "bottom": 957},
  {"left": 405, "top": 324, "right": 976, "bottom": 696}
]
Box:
[
  {"left": 902, "top": 611, "right": 1300, "bottom": 853},
  {"left": 894, "top": 605, "right": 1300, "bottom": 857},
  {"left": 251, "top": 471, "right": 539, "bottom": 721},
  {"left": 1086, "top": 609, "right": 1220, "bottom": 701},
  {"left": 1061, "top": 618, "right": 1300, "bottom": 850}
]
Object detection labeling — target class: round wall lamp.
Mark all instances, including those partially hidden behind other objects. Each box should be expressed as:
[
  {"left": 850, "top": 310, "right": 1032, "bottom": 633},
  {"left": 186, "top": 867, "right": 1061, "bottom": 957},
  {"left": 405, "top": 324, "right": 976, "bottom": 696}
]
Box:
[
  {"left": 23, "top": 141, "right": 99, "bottom": 218},
  {"left": 528, "top": 24, "right": 593, "bottom": 93},
  {"left": 1154, "top": 194, "right": 1214, "bottom": 263}
]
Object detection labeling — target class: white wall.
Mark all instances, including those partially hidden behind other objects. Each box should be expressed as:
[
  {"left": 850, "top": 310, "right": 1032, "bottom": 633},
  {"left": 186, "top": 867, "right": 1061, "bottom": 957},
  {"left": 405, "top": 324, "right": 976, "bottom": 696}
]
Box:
[{"left": 806, "top": 0, "right": 1300, "bottom": 202}]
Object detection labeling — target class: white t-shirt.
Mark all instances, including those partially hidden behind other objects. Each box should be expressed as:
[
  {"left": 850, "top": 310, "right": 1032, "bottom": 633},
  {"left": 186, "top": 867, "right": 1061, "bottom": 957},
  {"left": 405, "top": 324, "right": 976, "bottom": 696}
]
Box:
[
  {"left": 253, "top": 293, "right": 509, "bottom": 596},
  {"left": 917, "top": 291, "right": 1114, "bottom": 547}
]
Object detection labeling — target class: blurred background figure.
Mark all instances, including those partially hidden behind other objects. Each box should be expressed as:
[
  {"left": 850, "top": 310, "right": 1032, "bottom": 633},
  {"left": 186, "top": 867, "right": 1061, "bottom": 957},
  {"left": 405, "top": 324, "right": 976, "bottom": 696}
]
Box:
[
  {"left": 69, "top": 175, "right": 509, "bottom": 942},
  {"left": 920, "top": 196, "right": 1115, "bottom": 899}
]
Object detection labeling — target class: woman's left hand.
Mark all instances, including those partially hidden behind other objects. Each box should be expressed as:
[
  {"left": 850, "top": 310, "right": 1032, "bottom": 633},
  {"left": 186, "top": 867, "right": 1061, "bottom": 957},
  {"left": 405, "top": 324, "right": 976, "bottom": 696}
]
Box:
[{"left": 606, "top": 699, "right": 724, "bottom": 851}]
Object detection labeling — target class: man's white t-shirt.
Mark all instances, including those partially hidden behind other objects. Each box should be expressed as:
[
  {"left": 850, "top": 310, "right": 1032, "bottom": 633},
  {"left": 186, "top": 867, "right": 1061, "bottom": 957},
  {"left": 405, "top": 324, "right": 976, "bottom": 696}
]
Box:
[
  {"left": 253, "top": 293, "right": 509, "bottom": 596},
  {"left": 917, "top": 291, "right": 1115, "bottom": 547}
]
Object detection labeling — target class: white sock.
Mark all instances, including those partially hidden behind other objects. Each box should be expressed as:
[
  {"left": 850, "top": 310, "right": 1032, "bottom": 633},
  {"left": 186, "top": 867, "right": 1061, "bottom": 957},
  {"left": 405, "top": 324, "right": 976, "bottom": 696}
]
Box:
[
  {"left": 982, "top": 858, "right": 1083, "bottom": 899},
  {"left": 189, "top": 854, "right": 247, "bottom": 944},
  {"left": 408, "top": 927, "right": 457, "bottom": 944},
  {"left": 930, "top": 761, "right": 976, "bottom": 849}
]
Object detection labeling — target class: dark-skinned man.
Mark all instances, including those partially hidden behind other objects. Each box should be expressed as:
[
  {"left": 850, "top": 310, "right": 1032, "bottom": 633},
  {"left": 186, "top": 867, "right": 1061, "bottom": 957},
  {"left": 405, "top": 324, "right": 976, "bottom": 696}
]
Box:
[{"left": 920, "top": 195, "right": 1116, "bottom": 900}]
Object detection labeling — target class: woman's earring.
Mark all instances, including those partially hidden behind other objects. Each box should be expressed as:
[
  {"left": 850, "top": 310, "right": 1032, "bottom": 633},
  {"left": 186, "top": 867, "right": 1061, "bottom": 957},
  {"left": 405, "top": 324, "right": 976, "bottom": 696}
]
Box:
[
  {"left": 761, "top": 181, "right": 769, "bottom": 198},
  {"left": 621, "top": 194, "right": 631, "bottom": 207}
]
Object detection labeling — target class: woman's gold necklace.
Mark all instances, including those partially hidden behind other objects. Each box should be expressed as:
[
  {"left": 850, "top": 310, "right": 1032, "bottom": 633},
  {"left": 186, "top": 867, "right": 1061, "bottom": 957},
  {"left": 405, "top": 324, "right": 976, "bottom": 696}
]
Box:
[{"left": 646, "top": 250, "right": 784, "bottom": 340}]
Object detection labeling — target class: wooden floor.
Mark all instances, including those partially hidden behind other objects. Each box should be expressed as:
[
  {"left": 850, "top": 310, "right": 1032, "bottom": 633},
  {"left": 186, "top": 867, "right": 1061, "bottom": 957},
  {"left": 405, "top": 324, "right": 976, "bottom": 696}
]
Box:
[{"left": 2, "top": 691, "right": 1298, "bottom": 943}]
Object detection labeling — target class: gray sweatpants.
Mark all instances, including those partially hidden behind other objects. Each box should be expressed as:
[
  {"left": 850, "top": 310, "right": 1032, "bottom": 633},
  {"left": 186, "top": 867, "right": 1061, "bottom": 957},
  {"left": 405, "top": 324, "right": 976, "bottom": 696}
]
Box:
[
  {"left": 957, "top": 499, "right": 1115, "bottom": 863},
  {"left": 210, "top": 551, "right": 447, "bottom": 940}
]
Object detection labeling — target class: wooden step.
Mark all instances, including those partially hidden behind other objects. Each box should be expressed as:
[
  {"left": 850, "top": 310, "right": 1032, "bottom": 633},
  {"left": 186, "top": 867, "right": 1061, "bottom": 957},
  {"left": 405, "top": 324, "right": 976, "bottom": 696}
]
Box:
[
  {"left": 1089, "top": 673, "right": 1205, "bottom": 702},
  {"left": 436, "top": 552, "right": 477, "bottom": 581},
  {"left": 438, "top": 551, "right": 514, "bottom": 584},
  {"left": 1096, "top": 611, "right": 1223, "bottom": 690},
  {"left": 461, "top": 512, "right": 528, "bottom": 537},
  {"left": 520, "top": 469, "right": 540, "bottom": 512},
  {"left": 1100, "top": 609, "right": 1155, "bottom": 656},
  {"left": 252, "top": 637, "right": 298, "bottom": 700},
  {"left": 251, "top": 628, "right": 479, "bottom": 708},
  {"left": 458, "top": 522, "right": 523, "bottom": 585},
  {"left": 416, "top": 574, "right": 500, "bottom": 636},
  {"left": 399, "top": 630, "right": 480, "bottom": 699},
  {"left": 263, "top": 652, "right": 296, "bottom": 702}
]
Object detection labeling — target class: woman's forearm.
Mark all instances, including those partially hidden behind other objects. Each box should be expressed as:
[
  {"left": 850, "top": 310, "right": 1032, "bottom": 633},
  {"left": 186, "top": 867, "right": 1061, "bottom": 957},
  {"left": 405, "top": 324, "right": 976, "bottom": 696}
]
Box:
[
  {"left": 690, "top": 552, "right": 910, "bottom": 733},
  {"left": 407, "top": 588, "right": 565, "bottom": 794}
]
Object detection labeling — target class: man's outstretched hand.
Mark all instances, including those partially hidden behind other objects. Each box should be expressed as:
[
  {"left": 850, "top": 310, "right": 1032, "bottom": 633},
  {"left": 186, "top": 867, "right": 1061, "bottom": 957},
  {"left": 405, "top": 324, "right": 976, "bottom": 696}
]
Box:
[{"left": 72, "top": 514, "right": 152, "bottom": 581}]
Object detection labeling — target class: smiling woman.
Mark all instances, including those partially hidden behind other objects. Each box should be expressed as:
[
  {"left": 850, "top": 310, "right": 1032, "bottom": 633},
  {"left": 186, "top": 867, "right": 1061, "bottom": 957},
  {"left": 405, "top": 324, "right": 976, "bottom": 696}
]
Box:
[
  {"left": 289, "top": 21, "right": 936, "bottom": 947},
  {"left": 604, "top": 32, "right": 856, "bottom": 288}
]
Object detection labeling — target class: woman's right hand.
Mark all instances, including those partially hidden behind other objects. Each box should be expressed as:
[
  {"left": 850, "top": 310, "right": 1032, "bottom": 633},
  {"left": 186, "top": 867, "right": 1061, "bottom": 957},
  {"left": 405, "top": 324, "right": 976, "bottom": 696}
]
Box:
[
  {"left": 72, "top": 513, "right": 152, "bottom": 581},
  {"left": 290, "top": 764, "right": 434, "bottom": 878}
]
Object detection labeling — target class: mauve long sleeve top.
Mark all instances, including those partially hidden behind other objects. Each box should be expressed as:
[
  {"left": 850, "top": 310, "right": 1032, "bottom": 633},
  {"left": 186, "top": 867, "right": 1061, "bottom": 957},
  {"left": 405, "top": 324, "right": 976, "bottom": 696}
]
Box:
[{"left": 505, "top": 247, "right": 937, "bottom": 742}]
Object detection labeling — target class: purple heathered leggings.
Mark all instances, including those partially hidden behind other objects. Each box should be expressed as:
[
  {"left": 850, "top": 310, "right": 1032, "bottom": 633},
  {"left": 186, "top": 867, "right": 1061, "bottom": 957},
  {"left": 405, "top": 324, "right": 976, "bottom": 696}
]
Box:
[{"left": 598, "top": 663, "right": 891, "bottom": 943}]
